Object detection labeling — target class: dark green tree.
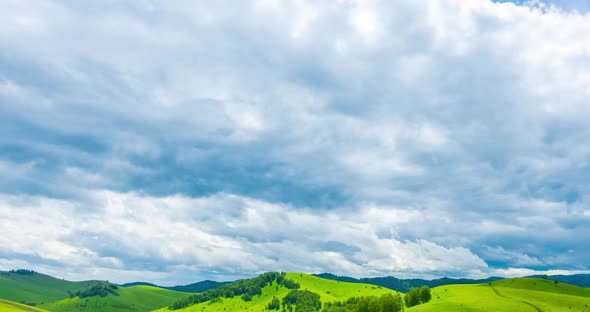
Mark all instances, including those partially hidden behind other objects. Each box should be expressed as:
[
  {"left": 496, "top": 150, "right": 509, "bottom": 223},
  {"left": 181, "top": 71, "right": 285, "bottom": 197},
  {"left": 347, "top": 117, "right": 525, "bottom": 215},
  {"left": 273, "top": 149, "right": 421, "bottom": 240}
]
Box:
[
  {"left": 419, "top": 286, "right": 431, "bottom": 303},
  {"left": 267, "top": 296, "right": 281, "bottom": 310},
  {"left": 404, "top": 288, "right": 421, "bottom": 307}
]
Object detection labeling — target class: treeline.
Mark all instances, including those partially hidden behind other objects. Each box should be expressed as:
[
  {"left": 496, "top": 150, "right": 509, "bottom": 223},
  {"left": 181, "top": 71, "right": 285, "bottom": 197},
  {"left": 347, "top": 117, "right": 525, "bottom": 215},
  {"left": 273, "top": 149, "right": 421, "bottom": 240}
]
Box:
[
  {"left": 403, "top": 286, "right": 431, "bottom": 308},
  {"left": 68, "top": 282, "right": 119, "bottom": 298},
  {"left": 322, "top": 293, "right": 405, "bottom": 312},
  {"left": 9, "top": 269, "right": 37, "bottom": 275},
  {"left": 169, "top": 272, "right": 300, "bottom": 310}
]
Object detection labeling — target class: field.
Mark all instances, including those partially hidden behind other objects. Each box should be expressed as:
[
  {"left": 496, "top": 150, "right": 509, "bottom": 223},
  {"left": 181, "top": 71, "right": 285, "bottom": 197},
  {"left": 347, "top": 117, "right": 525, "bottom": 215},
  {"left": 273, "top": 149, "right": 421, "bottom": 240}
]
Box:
[
  {"left": 2, "top": 270, "right": 590, "bottom": 312},
  {"left": 0, "top": 271, "right": 190, "bottom": 312},
  {"left": 407, "top": 278, "right": 590, "bottom": 312},
  {"left": 0, "top": 299, "right": 48, "bottom": 312},
  {"left": 155, "top": 273, "right": 400, "bottom": 312},
  {"left": 40, "top": 285, "right": 188, "bottom": 312},
  {"left": 0, "top": 271, "right": 103, "bottom": 306}
]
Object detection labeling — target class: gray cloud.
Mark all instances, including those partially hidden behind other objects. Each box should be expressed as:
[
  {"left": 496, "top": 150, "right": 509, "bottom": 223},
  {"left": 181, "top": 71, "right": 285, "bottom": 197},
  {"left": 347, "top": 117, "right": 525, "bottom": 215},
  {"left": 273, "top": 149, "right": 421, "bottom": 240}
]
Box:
[{"left": 0, "top": 0, "right": 589, "bottom": 283}]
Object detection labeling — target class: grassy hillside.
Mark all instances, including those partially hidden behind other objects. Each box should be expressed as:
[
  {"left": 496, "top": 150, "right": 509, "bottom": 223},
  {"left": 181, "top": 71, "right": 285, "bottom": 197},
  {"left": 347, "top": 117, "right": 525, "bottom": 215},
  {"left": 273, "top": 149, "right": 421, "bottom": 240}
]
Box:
[
  {"left": 315, "top": 273, "right": 502, "bottom": 292},
  {"left": 40, "top": 285, "right": 189, "bottom": 312},
  {"left": 157, "top": 272, "right": 400, "bottom": 312},
  {"left": 407, "top": 278, "right": 590, "bottom": 312},
  {"left": 0, "top": 299, "right": 48, "bottom": 312},
  {"left": 0, "top": 270, "right": 102, "bottom": 305}
]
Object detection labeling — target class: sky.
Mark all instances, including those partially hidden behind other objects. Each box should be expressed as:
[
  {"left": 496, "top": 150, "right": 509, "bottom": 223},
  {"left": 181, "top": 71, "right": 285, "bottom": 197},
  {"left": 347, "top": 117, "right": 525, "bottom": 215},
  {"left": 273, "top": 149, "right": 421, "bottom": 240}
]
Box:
[{"left": 0, "top": 0, "right": 589, "bottom": 286}]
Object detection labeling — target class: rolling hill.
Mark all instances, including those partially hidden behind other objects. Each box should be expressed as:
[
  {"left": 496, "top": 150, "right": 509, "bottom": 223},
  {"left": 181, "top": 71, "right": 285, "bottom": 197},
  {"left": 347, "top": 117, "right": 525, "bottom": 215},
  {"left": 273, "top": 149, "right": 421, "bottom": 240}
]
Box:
[
  {"left": 157, "top": 272, "right": 402, "bottom": 312},
  {"left": 0, "top": 270, "right": 191, "bottom": 312},
  {"left": 314, "top": 273, "right": 502, "bottom": 292},
  {"left": 0, "top": 270, "right": 104, "bottom": 306},
  {"left": 40, "top": 285, "right": 188, "bottom": 312},
  {"left": 3, "top": 270, "right": 590, "bottom": 312},
  {"left": 407, "top": 278, "right": 590, "bottom": 312}
]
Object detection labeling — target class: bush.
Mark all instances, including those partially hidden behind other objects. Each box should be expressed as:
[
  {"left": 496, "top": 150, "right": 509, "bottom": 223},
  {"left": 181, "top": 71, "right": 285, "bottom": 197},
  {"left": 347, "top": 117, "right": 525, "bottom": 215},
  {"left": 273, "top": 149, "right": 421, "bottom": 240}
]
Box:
[
  {"left": 267, "top": 297, "right": 281, "bottom": 310},
  {"left": 75, "top": 283, "right": 119, "bottom": 298}
]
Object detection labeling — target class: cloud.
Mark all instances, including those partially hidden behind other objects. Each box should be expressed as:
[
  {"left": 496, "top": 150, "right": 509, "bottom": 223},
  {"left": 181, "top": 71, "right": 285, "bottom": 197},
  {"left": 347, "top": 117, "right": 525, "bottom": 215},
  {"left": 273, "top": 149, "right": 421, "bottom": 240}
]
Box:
[
  {"left": 0, "top": 191, "right": 490, "bottom": 284},
  {"left": 0, "top": 0, "right": 589, "bottom": 283}
]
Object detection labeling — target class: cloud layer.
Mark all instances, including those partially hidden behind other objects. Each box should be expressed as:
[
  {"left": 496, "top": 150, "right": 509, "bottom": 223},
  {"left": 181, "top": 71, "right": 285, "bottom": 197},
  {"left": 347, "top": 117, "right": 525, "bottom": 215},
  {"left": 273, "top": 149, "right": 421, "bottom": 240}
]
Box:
[{"left": 1, "top": 0, "right": 589, "bottom": 283}]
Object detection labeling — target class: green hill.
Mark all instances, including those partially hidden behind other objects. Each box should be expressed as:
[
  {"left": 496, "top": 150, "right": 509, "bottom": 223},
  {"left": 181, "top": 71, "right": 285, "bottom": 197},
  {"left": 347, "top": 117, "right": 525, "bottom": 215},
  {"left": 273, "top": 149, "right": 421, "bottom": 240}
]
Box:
[
  {"left": 40, "top": 285, "right": 189, "bottom": 312},
  {"left": 4, "top": 270, "right": 590, "bottom": 312},
  {"left": 0, "top": 299, "right": 48, "bottom": 312},
  {"left": 158, "top": 272, "right": 401, "bottom": 312},
  {"left": 0, "top": 270, "right": 190, "bottom": 312},
  {"left": 407, "top": 278, "right": 590, "bottom": 312},
  {"left": 314, "top": 273, "right": 502, "bottom": 292},
  {"left": 0, "top": 270, "right": 103, "bottom": 306}
]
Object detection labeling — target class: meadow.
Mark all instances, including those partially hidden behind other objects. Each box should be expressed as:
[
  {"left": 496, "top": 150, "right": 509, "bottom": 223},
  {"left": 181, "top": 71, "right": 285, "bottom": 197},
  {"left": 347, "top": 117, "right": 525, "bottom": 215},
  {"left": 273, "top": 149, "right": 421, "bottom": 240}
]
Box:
[{"left": 2, "top": 270, "right": 590, "bottom": 312}]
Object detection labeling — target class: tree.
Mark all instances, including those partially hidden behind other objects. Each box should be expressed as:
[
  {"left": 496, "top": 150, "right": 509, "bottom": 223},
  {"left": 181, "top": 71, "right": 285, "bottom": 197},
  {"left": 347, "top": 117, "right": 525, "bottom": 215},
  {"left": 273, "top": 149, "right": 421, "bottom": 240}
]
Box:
[
  {"left": 541, "top": 274, "right": 548, "bottom": 280},
  {"left": 267, "top": 297, "right": 281, "bottom": 310},
  {"left": 419, "top": 286, "right": 431, "bottom": 303},
  {"left": 404, "top": 288, "right": 421, "bottom": 308}
]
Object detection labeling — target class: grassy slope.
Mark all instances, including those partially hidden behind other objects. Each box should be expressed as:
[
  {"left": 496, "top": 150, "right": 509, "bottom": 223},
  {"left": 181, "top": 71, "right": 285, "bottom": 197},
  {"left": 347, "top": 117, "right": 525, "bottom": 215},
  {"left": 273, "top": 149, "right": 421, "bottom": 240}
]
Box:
[
  {"left": 40, "top": 285, "right": 189, "bottom": 312},
  {"left": 408, "top": 278, "right": 590, "bottom": 312},
  {"left": 0, "top": 299, "right": 48, "bottom": 312},
  {"left": 0, "top": 271, "right": 102, "bottom": 305},
  {"left": 155, "top": 273, "right": 400, "bottom": 312}
]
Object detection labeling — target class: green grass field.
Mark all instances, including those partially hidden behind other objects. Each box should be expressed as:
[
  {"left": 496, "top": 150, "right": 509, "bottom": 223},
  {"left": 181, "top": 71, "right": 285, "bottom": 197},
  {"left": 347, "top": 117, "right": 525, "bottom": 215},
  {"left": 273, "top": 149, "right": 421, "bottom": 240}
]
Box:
[
  {"left": 3, "top": 271, "right": 590, "bottom": 312},
  {"left": 156, "top": 273, "right": 401, "bottom": 312},
  {"left": 39, "top": 285, "right": 189, "bottom": 312},
  {"left": 0, "top": 299, "right": 48, "bottom": 312},
  {"left": 407, "top": 278, "right": 590, "bottom": 312},
  {"left": 0, "top": 271, "right": 103, "bottom": 306}
]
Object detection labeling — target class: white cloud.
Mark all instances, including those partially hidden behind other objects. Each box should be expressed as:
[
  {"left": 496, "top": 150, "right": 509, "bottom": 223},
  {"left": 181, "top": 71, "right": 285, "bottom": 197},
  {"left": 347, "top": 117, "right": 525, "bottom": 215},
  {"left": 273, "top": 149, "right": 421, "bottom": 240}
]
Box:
[
  {"left": 0, "top": 0, "right": 589, "bottom": 282},
  {"left": 0, "top": 191, "right": 489, "bottom": 283}
]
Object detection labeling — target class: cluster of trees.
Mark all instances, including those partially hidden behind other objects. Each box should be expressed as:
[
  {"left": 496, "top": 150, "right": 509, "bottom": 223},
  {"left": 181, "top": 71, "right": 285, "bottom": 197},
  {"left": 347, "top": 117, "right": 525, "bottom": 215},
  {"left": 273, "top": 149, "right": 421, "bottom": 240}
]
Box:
[
  {"left": 322, "top": 293, "right": 405, "bottom": 312},
  {"left": 267, "top": 297, "right": 281, "bottom": 310},
  {"left": 170, "top": 272, "right": 300, "bottom": 310},
  {"left": 282, "top": 290, "right": 322, "bottom": 312},
  {"left": 9, "top": 269, "right": 37, "bottom": 275},
  {"left": 69, "top": 283, "right": 119, "bottom": 298},
  {"left": 404, "top": 286, "right": 431, "bottom": 308}
]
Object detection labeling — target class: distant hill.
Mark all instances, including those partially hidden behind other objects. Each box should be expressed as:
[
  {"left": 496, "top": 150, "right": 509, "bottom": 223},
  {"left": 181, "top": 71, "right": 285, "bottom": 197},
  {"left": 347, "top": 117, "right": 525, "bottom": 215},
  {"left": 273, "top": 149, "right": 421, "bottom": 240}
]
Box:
[
  {"left": 314, "top": 273, "right": 502, "bottom": 292},
  {"left": 121, "top": 280, "right": 230, "bottom": 293},
  {"left": 526, "top": 274, "right": 590, "bottom": 288}
]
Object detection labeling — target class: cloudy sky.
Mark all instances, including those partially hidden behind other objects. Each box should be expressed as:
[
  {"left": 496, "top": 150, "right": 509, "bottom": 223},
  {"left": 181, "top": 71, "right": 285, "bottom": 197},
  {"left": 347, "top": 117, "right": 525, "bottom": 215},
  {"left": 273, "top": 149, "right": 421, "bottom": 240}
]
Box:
[{"left": 1, "top": 0, "right": 590, "bottom": 285}]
